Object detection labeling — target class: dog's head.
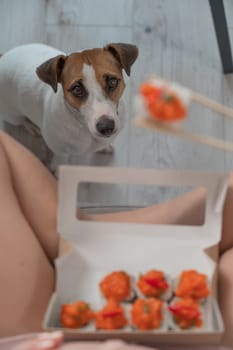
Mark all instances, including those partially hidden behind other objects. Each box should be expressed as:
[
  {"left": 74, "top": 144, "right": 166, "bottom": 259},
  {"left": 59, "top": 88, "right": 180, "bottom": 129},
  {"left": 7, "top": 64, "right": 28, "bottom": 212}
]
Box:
[{"left": 36, "top": 43, "right": 138, "bottom": 141}]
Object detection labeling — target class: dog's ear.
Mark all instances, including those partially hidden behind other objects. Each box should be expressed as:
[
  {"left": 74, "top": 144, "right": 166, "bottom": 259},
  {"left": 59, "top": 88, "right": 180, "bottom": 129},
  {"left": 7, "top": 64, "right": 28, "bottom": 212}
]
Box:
[
  {"left": 105, "top": 43, "right": 138, "bottom": 76},
  {"left": 36, "top": 55, "right": 66, "bottom": 93}
]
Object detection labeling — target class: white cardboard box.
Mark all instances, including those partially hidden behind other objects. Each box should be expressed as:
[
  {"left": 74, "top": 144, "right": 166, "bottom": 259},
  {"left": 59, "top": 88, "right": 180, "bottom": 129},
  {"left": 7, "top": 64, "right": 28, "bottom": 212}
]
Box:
[{"left": 43, "top": 166, "right": 228, "bottom": 346}]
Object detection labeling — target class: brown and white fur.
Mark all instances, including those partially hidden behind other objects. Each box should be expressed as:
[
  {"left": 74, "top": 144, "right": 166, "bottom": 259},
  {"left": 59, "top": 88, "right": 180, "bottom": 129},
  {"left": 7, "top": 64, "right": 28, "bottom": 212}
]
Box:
[{"left": 0, "top": 43, "right": 138, "bottom": 157}]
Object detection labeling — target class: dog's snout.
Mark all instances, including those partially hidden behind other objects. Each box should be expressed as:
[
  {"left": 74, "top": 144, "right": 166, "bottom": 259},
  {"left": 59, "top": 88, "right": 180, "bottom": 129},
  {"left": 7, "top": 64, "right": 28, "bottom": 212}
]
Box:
[{"left": 96, "top": 115, "right": 115, "bottom": 137}]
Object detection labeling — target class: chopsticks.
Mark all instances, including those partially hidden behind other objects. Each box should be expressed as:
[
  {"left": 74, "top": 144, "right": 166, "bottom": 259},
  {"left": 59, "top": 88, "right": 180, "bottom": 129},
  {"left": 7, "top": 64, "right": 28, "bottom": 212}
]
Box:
[
  {"left": 134, "top": 117, "right": 233, "bottom": 153},
  {"left": 134, "top": 75, "right": 233, "bottom": 152}
]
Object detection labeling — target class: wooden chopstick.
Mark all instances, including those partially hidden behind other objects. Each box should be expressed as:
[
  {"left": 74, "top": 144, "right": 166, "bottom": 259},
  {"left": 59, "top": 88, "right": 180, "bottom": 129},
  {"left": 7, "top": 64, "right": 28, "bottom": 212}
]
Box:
[
  {"left": 191, "top": 91, "right": 233, "bottom": 120},
  {"left": 134, "top": 117, "right": 233, "bottom": 153}
]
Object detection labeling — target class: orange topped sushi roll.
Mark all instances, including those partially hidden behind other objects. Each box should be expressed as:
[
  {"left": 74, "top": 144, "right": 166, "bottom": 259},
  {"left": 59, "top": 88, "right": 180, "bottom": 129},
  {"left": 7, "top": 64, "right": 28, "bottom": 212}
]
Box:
[
  {"left": 131, "top": 298, "right": 163, "bottom": 330},
  {"left": 95, "top": 299, "right": 128, "bottom": 330},
  {"left": 168, "top": 298, "right": 203, "bottom": 329},
  {"left": 175, "top": 270, "right": 210, "bottom": 300},
  {"left": 137, "top": 270, "right": 170, "bottom": 299},
  {"left": 140, "top": 82, "right": 187, "bottom": 122},
  {"left": 60, "top": 301, "right": 94, "bottom": 328},
  {"left": 99, "top": 271, "right": 132, "bottom": 302}
]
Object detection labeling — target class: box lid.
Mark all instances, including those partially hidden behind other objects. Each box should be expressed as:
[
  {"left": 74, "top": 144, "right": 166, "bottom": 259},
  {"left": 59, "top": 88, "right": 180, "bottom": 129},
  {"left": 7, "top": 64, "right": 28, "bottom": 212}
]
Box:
[{"left": 57, "top": 166, "right": 228, "bottom": 279}]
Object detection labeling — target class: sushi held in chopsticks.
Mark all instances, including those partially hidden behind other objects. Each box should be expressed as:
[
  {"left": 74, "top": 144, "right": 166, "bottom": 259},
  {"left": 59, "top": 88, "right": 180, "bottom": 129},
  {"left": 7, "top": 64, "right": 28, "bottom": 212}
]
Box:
[
  {"left": 134, "top": 75, "right": 233, "bottom": 153},
  {"left": 135, "top": 77, "right": 191, "bottom": 124}
]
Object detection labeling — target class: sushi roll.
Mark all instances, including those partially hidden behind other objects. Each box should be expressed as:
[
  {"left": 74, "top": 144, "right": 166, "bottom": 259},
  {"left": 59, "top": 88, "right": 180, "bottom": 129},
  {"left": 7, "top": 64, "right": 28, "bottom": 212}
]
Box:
[
  {"left": 135, "top": 78, "right": 190, "bottom": 124},
  {"left": 99, "top": 271, "right": 135, "bottom": 302},
  {"left": 175, "top": 270, "right": 210, "bottom": 301},
  {"left": 136, "top": 269, "right": 172, "bottom": 300},
  {"left": 60, "top": 301, "right": 94, "bottom": 329},
  {"left": 130, "top": 298, "right": 164, "bottom": 330},
  {"left": 168, "top": 298, "right": 203, "bottom": 330},
  {"left": 95, "top": 299, "right": 128, "bottom": 330}
]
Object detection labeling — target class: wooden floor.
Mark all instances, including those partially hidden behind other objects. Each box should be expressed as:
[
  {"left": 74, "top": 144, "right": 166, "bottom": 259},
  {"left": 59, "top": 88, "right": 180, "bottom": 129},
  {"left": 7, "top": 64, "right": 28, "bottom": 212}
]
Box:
[{"left": 0, "top": 0, "right": 233, "bottom": 206}]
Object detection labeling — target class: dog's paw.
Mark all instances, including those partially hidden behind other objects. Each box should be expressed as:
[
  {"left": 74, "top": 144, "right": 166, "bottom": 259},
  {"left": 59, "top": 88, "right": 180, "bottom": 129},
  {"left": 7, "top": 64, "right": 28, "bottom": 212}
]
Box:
[
  {"left": 23, "top": 117, "right": 41, "bottom": 137},
  {"left": 96, "top": 144, "right": 114, "bottom": 154}
]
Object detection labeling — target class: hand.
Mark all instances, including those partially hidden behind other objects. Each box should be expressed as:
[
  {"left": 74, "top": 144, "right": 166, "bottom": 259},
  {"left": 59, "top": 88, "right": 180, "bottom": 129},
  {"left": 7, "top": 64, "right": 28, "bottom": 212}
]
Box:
[
  {"left": 12, "top": 331, "right": 63, "bottom": 350},
  {"left": 12, "top": 335, "right": 158, "bottom": 350}
]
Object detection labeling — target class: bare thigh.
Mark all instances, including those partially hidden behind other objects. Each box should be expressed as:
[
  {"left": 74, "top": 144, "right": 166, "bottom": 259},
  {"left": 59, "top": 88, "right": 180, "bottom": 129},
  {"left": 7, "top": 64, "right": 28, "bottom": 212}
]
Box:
[{"left": 0, "top": 133, "right": 56, "bottom": 336}]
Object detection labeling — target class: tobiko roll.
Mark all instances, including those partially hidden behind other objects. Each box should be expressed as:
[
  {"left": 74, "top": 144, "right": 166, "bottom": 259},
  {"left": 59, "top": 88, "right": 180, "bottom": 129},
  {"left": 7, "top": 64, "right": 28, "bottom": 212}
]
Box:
[
  {"left": 175, "top": 270, "right": 210, "bottom": 301},
  {"left": 131, "top": 298, "right": 163, "bottom": 330},
  {"left": 168, "top": 298, "right": 203, "bottom": 329},
  {"left": 95, "top": 299, "right": 128, "bottom": 330},
  {"left": 60, "top": 301, "right": 94, "bottom": 328},
  {"left": 99, "top": 270, "right": 134, "bottom": 302},
  {"left": 136, "top": 269, "right": 171, "bottom": 300}
]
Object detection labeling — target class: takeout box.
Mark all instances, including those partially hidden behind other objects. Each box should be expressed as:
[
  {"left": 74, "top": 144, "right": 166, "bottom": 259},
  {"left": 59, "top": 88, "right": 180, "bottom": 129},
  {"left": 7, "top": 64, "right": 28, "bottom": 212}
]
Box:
[{"left": 43, "top": 166, "right": 228, "bottom": 346}]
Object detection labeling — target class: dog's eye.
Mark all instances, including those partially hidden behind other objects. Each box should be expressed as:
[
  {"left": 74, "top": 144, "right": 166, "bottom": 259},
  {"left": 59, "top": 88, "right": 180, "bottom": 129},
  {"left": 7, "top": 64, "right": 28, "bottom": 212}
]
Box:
[
  {"left": 70, "top": 82, "right": 86, "bottom": 98},
  {"left": 106, "top": 76, "right": 119, "bottom": 90}
]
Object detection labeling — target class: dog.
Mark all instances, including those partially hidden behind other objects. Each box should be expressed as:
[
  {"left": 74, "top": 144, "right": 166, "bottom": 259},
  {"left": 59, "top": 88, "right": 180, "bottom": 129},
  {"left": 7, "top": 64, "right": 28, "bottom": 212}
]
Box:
[{"left": 0, "top": 43, "right": 138, "bottom": 158}]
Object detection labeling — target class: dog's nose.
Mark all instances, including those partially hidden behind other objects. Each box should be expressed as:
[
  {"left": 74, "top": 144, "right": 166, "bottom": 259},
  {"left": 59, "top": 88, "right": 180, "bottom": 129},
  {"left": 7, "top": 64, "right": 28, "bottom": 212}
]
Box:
[{"left": 96, "top": 116, "right": 115, "bottom": 137}]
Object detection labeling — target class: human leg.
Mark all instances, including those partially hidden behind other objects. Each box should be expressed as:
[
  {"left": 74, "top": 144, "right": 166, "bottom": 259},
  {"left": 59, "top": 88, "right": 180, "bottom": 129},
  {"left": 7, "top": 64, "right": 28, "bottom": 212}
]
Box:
[
  {"left": 0, "top": 130, "right": 58, "bottom": 262},
  {"left": 0, "top": 137, "right": 55, "bottom": 336},
  {"left": 218, "top": 247, "right": 233, "bottom": 345},
  {"left": 86, "top": 187, "right": 206, "bottom": 226}
]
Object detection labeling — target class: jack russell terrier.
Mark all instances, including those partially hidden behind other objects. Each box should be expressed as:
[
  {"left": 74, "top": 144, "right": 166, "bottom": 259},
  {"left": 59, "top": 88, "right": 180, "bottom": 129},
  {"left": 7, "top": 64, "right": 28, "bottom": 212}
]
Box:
[{"left": 0, "top": 43, "right": 138, "bottom": 157}]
